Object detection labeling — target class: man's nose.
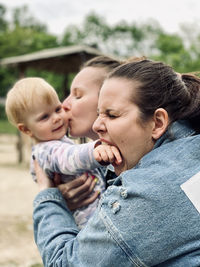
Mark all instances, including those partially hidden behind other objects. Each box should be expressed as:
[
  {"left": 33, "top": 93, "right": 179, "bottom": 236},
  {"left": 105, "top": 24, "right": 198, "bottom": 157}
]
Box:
[{"left": 62, "top": 96, "right": 71, "bottom": 111}]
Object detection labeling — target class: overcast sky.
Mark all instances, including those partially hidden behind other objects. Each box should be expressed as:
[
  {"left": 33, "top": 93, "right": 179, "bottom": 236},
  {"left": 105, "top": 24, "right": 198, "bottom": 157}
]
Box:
[{"left": 1, "top": 0, "right": 200, "bottom": 36}]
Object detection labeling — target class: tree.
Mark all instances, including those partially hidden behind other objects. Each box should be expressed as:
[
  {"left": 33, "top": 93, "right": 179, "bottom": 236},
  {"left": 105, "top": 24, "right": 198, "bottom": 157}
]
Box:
[
  {"left": 0, "top": 4, "right": 61, "bottom": 99},
  {"left": 1, "top": 6, "right": 200, "bottom": 101},
  {"left": 61, "top": 12, "right": 200, "bottom": 73},
  {"left": 0, "top": 5, "right": 58, "bottom": 58},
  {"left": 61, "top": 13, "right": 163, "bottom": 57},
  {"left": 0, "top": 4, "right": 8, "bottom": 32}
]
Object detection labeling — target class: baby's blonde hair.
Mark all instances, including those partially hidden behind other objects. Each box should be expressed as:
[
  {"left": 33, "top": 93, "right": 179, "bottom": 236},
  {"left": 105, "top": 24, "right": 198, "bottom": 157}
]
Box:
[{"left": 5, "top": 77, "right": 59, "bottom": 126}]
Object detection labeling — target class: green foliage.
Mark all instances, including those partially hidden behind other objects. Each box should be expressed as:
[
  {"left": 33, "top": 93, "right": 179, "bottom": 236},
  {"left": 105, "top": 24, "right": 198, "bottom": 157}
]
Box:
[
  {"left": 0, "top": 4, "right": 58, "bottom": 59},
  {"left": 0, "top": 119, "right": 17, "bottom": 134},
  {"left": 0, "top": 67, "right": 18, "bottom": 97},
  {"left": 0, "top": 104, "right": 7, "bottom": 120},
  {"left": 62, "top": 13, "right": 163, "bottom": 57},
  {"left": 0, "top": 3, "right": 200, "bottom": 109},
  {"left": 25, "top": 68, "right": 70, "bottom": 101},
  {"left": 62, "top": 12, "right": 109, "bottom": 47},
  {"left": 0, "top": 4, "right": 8, "bottom": 32},
  {"left": 0, "top": 4, "right": 60, "bottom": 99},
  {"left": 156, "top": 34, "right": 184, "bottom": 54},
  {"left": 12, "top": 5, "right": 47, "bottom": 31},
  {"left": 0, "top": 22, "right": 58, "bottom": 59},
  {"left": 61, "top": 12, "right": 200, "bottom": 73}
]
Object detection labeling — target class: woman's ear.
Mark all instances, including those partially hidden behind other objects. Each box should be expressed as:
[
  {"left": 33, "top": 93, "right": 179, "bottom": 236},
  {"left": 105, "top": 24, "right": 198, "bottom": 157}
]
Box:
[
  {"left": 152, "top": 108, "right": 169, "bottom": 140},
  {"left": 17, "top": 123, "right": 33, "bottom": 137}
]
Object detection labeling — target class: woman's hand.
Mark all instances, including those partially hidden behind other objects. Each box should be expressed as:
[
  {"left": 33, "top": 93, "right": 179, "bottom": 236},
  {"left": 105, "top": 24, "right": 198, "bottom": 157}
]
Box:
[
  {"left": 57, "top": 173, "right": 99, "bottom": 210},
  {"left": 33, "top": 159, "right": 54, "bottom": 191}
]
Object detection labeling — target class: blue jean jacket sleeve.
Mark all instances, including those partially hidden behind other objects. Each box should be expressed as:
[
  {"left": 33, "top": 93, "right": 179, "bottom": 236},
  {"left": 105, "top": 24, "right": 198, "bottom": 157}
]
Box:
[{"left": 33, "top": 188, "right": 135, "bottom": 267}]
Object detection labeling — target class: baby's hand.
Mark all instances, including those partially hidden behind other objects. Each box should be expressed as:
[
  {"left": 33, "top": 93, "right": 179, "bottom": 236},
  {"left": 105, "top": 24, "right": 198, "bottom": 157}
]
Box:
[{"left": 94, "top": 144, "right": 122, "bottom": 165}]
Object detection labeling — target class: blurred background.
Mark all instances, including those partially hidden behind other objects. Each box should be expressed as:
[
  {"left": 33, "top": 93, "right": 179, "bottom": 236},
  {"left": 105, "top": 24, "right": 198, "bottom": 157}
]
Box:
[{"left": 0, "top": 0, "right": 200, "bottom": 266}]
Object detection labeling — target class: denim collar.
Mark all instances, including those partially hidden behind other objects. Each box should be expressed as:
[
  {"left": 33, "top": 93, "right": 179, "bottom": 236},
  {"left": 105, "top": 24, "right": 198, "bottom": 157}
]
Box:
[{"left": 153, "top": 120, "right": 195, "bottom": 149}]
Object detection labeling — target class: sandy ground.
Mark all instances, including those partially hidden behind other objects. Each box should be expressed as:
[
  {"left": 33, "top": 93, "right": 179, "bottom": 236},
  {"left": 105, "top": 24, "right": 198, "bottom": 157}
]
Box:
[{"left": 0, "top": 134, "right": 43, "bottom": 267}]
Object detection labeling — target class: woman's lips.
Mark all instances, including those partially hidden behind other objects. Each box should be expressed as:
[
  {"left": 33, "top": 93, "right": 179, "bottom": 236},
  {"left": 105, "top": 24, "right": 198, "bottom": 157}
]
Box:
[{"left": 100, "top": 138, "right": 115, "bottom": 146}]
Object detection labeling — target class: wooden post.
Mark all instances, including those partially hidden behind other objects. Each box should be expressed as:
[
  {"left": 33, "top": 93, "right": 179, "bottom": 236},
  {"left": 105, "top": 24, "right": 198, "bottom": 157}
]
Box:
[
  {"left": 16, "top": 130, "right": 23, "bottom": 163},
  {"left": 63, "top": 74, "right": 69, "bottom": 99},
  {"left": 16, "top": 67, "right": 25, "bottom": 163}
]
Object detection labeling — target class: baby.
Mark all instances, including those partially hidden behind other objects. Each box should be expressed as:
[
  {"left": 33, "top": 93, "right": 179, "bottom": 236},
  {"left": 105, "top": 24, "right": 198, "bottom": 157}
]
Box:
[{"left": 5, "top": 77, "right": 121, "bottom": 228}]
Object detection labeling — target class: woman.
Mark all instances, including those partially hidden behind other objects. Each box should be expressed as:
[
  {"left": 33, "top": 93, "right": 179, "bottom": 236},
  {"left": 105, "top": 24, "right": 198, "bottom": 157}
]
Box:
[
  {"left": 33, "top": 59, "right": 200, "bottom": 266},
  {"left": 60, "top": 55, "right": 145, "bottom": 208},
  {"left": 58, "top": 56, "right": 122, "bottom": 209}
]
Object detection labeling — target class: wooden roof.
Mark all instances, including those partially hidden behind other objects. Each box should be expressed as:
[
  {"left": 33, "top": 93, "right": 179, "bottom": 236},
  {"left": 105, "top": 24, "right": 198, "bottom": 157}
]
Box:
[{"left": 0, "top": 45, "right": 103, "bottom": 74}]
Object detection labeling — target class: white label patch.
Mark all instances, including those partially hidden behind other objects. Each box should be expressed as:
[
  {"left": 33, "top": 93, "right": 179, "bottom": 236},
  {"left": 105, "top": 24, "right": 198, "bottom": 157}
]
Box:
[{"left": 181, "top": 172, "right": 200, "bottom": 213}]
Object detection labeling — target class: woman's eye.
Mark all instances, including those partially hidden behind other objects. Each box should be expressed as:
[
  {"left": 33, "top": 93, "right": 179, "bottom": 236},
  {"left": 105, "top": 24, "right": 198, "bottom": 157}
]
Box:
[
  {"left": 108, "top": 113, "right": 117, "bottom": 119},
  {"left": 75, "top": 94, "right": 81, "bottom": 99},
  {"left": 73, "top": 90, "right": 82, "bottom": 99}
]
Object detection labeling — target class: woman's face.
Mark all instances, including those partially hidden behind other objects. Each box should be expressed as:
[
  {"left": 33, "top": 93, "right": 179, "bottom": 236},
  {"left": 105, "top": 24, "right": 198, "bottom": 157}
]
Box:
[
  {"left": 93, "top": 77, "right": 155, "bottom": 176},
  {"left": 62, "top": 67, "right": 106, "bottom": 140}
]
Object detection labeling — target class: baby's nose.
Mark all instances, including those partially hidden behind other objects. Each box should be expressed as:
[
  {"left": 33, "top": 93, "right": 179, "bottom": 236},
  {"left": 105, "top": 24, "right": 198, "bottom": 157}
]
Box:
[{"left": 53, "top": 113, "right": 61, "bottom": 122}]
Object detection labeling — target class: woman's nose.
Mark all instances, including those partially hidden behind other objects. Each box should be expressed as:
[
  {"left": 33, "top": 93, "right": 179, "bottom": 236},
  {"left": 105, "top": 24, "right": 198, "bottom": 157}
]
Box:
[
  {"left": 92, "top": 116, "right": 106, "bottom": 134},
  {"left": 62, "top": 96, "right": 71, "bottom": 111}
]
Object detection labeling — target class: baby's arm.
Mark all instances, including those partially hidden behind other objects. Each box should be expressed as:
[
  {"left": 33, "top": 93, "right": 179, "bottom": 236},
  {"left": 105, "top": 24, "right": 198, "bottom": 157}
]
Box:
[
  {"left": 93, "top": 144, "right": 122, "bottom": 165},
  {"left": 33, "top": 139, "right": 103, "bottom": 177}
]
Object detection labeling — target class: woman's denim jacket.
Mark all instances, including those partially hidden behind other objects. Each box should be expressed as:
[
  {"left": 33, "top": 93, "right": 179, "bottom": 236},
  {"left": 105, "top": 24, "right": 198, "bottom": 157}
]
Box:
[{"left": 33, "top": 121, "right": 200, "bottom": 266}]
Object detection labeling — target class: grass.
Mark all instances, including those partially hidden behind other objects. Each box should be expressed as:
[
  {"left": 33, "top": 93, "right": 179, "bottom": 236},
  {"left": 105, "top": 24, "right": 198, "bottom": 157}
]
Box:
[{"left": 0, "top": 119, "right": 17, "bottom": 134}]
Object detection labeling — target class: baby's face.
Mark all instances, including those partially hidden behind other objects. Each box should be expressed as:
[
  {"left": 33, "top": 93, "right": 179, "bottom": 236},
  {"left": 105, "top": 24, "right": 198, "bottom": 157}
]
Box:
[{"left": 26, "top": 99, "right": 69, "bottom": 142}]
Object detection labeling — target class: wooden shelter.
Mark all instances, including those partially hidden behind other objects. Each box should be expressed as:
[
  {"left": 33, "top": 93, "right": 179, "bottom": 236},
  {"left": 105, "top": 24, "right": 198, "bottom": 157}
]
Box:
[{"left": 0, "top": 45, "right": 103, "bottom": 75}]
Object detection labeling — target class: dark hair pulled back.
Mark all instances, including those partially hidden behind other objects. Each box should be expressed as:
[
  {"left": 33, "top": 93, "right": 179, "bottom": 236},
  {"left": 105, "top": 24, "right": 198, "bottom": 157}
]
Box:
[{"left": 108, "top": 59, "right": 200, "bottom": 132}]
